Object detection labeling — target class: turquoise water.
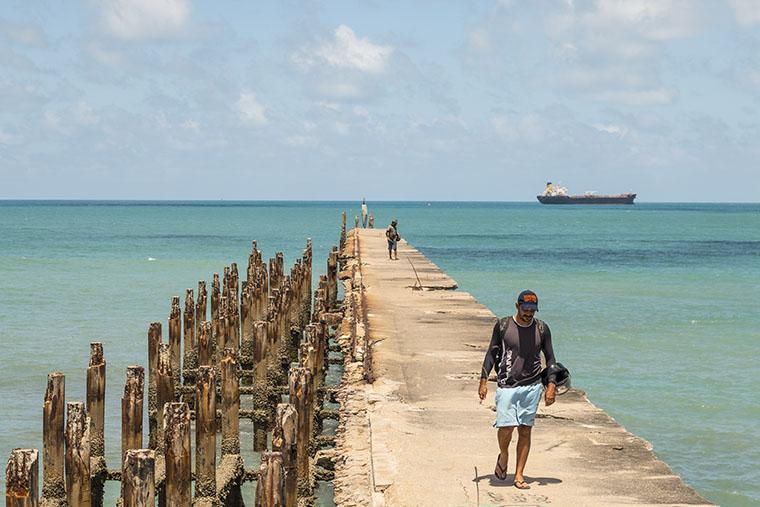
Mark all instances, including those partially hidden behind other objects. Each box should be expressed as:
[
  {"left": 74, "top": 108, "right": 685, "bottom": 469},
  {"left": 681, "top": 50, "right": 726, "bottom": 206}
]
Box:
[{"left": 1, "top": 201, "right": 758, "bottom": 505}]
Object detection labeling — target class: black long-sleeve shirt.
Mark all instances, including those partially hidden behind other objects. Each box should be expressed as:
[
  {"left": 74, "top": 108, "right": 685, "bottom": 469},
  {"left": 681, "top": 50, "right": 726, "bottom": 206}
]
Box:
[{"left": 481, "top": 316, "right": 556, "bottom": 388}]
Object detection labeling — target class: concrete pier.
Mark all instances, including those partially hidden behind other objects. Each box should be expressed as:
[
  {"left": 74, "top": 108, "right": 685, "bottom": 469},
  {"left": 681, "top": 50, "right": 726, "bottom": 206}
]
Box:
[{"left": 347, "top": 228, "right": 711, "bottom": 506}]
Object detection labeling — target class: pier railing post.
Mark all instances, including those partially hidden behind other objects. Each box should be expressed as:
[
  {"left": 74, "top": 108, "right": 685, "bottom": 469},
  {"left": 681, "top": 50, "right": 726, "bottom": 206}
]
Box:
[
  {"left": 195, "top": 366, "right": 216, "bottom": 500},
  {"left": 86, "top": 343, "right": 106, "bottom": 507},
  {"left": 122, "top": 450, "right": 155, "bottom": 507},
  {"left": 42, "top": 372, "right": 65, "bottom": 504},
  {"left": 163, "top": 403, "right": 191, "bottom": 507},
  {"left": 5, "top": 449, "right": 39, "bottom": 507},
  {"left": 64, "top": 402, "right": 90, "bottom": 507}
]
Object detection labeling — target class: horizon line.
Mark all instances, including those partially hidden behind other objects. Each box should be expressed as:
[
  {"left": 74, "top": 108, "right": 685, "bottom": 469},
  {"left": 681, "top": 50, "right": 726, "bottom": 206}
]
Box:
[{"left": 1, "top": 198, "right": 759, "bottom": 204}]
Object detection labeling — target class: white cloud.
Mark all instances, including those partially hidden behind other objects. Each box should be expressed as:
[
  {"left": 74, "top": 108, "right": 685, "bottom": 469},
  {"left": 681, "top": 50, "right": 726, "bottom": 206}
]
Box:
[
  {"left": 284, "top": 135, "right": 319, "bottom": 148},
  {"left": 467, "top": 28, "right": 492, "bottom": 53},
  {"left": 235, "top": 91, "right": 267, "bottom": 126},
  {"left": 545, "top": 0, "right": 702, "bottom": 105},
  {"left": 727, "top": 0, "right": 760, "bottom": 26},
  {"left": 0, "top": 21, "right": 47, "bottom": 47},
  {"left": 0, "top": 128, "right": 17, "bottom": 145},
  {"left": 97, "top": 0, "right": 190, "bottom": 40},
  {"left": 594, "top": 88, "right": 675, "bottom": 106},
  {"left": 593, "top": 123, "right": 629, "bottom": 137},
  {"left": 73, "top": 101, "right": 99, "bottom": 126},
  {"left": 491, "top": 113, "right": 546, "bottom": 143},
  {"left": 583, "top": 0, "right": 703, "bottom": 41},
  {"left": 314, "top": 81, "right": 363, "bottom": 100},
  {"left": 295, "top": 25, "right": 393, "bottom": 74},
  {"left": 181, "top": 119, "right": 200, "bottom": 132}
]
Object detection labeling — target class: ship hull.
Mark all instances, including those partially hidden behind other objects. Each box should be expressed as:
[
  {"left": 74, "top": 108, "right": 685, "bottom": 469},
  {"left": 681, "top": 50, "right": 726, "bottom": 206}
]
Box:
[{"left": 537, "top": 193, "right": 636, "bottom": 205}]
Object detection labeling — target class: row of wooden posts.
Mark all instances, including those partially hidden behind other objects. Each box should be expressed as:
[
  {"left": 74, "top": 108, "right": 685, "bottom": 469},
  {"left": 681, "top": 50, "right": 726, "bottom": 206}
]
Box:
[{"left": 6, "top": 236, "right": 344, "bottom": 506}]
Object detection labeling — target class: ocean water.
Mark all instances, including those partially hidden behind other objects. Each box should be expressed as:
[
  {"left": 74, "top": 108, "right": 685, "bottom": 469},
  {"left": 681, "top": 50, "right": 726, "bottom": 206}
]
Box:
[{"left": 1, "top": 201, "right": 758, "bottom": 506}]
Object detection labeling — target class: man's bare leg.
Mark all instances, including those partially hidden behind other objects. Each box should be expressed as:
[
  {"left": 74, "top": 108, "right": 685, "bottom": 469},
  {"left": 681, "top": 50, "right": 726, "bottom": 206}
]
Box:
[
  {"left": 496, "top": 426, "right": 514, "bottom": 478},
  {"left": 514, "top": 425, "right": 532, "bottom": 488}
]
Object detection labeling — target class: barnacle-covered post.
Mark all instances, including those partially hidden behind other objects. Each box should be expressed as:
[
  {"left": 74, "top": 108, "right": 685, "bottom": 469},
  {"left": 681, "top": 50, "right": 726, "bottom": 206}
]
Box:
[
  {"left": 42, "top": 372, "right": 65, "bottom": 504},
  {"left": 168, "top": 296, "right": 181, "bottom": 392},
  {"left": 195, "top": 366, "right": 216, "bottom": 500},
  {"left": 122, "top": 449, "right": 155, "bottom": 507},
  {"left": 64, "top": 402, "right": 90, "bottom": 507},
  {"left": 163, "top": 402, "right": 191, "bottom": 507},
  {"left": 273, "top": 403, "right": 298, "bottom": 506},
  {"left": 147, "top": 323, "right": 161, "bottom": 450},
  {"left": 5, "top": 449, "right": 39, "bottom": 507},
  {"left": 87, "top": 342, "right": 107, "bottom": 506},
  {"left": 255, "top": 452, "right": 285, "bottom": 507}
]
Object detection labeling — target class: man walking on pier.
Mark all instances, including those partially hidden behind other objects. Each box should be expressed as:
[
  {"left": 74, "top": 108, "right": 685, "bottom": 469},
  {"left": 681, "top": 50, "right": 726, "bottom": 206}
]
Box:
[
  {"left": 478, "top": 290, "right": 557, "bottom": 489},
  {"left": 386, "top": 219, "right": 400, "bottom": 260}
]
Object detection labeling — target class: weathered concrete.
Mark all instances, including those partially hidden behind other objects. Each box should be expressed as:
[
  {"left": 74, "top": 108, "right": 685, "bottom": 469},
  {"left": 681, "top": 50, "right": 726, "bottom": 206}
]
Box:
[{"left": 353, "top": 228, "right": 712, "bottom": 507}]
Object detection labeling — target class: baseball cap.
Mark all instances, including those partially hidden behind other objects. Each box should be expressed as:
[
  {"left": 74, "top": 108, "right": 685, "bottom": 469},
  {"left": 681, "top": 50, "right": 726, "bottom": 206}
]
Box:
[{"left": 517, "top": 290, "right": 538, "bottom": 311}]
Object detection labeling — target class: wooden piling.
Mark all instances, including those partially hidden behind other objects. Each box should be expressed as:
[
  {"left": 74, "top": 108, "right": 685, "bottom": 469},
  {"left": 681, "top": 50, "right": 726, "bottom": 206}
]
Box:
[
  {"left": 64, "top": 402, "right": 90, "bottom": 507},
  {"left": 183, "top": 288, "right": 196, "bottom": 374},
  {"left": 163, "top": 403, "right": 191, "bottom": 507},
  {"left": 254, "top": 452, "right": 285, "bottom": 507},
  {"left": 195, "top": 366, "right": 216, "bottom": 499},
  {"left": 229, "top": 288, "right": 240, "bottom": 353},
  {"left": 122, "top": 450, "right": 155, "bottom": 507},
  {"left": 327, "top": 247, "right": 338, "bottom": 309},
  {"left": 220, "top": 349, "right": 240, "bottom": 456},
  {"left": 218, "top": 296, "right": 228, "bottom": 357},
  {"left": 86, "top": 343, "right": 106, "bottom": 507},
  {"left": 168, "top": 296, "right": 181, "bottom": 391},
  {"left": 196, "top": 280, "right": 207, "bottom": 340},
  {"left": 156, "top": 344, "right": 174, "bottom": 452},
  {"left": 121, "top": 366, "right": 144, "bottom": 466},
  {"left": 289, "top": 367, "right": 312, "bottom": 492},
  {"left": 147, "top": 323, "right": 161, "bottom": 450},
  {"left": 211, "top": 273, "right": 220, "bottom": 340},
  {"left": 273, "top": 404, "right": 298, "bottom": 507},
  {"left": 253, "top": 320, "right": 268, "bottom": 452},
  {"left": 340, "top": 212, "right": 347, "bottom": 250},
  {"left": 5, "top": 449, "right": 39, "bottom": 507},
  {"left": 42, "top": 372, "right": 65, "bottom": 503},
  {"left": 198, "top": 321, "right": 212, "bottom": 366}
]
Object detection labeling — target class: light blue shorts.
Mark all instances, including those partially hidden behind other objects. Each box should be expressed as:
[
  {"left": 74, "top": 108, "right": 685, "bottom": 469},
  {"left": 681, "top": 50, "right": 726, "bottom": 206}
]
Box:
[{"left": 493, "top": 382, "right": 543, "bottom": 428}]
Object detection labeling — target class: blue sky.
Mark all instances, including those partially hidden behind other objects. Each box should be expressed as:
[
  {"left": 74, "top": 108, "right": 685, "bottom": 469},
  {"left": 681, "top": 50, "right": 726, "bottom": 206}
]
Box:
[{"left": 1, "top": 0, "right": 759, "bottom": 201}]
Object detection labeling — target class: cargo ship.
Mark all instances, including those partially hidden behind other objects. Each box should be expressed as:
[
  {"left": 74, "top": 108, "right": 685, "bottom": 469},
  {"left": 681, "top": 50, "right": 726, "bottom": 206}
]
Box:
[{"left": 537, "top": 182, "right": 636, "bottom": 205}]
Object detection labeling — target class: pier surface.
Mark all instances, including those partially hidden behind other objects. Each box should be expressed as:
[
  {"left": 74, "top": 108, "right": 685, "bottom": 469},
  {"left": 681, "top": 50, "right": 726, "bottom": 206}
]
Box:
[{"left": 356, "top": 228, "right": 711, "bottom": 506}]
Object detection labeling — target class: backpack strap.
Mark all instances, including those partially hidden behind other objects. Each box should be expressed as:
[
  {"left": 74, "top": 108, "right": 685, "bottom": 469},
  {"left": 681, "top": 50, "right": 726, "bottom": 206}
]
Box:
[{"left": 536, "top": 318, "right": 548, "bottom": 343}]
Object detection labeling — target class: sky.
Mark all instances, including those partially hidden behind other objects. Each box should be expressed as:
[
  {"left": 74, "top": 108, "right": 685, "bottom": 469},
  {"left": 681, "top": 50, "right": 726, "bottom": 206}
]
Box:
[{"left": 1, "top": 0, "right": 760, "bottom": 201}]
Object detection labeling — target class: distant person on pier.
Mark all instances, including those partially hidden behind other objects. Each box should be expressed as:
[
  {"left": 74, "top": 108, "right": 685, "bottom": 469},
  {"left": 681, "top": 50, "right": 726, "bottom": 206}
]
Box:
[
  {"left": 368, "top": 213, "right": 375, "bottom": 228},
  {"left": 478, "top": 290, "right": 559, "bottom": 490},
  {"left": 385, "top": 219, "right": 400, "bottom": 260},
  {"left": 361, "top": 198, "right": 369, "bottom": 228}
]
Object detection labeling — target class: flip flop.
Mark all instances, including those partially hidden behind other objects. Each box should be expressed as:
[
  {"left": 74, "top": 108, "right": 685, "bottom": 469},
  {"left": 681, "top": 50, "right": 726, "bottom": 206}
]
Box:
[
  {"left": 514, "top": 479, "right": 531, "bottom": 490},
  {"left": 494, "top": 453, "right": 508, "bottom": 480}
]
